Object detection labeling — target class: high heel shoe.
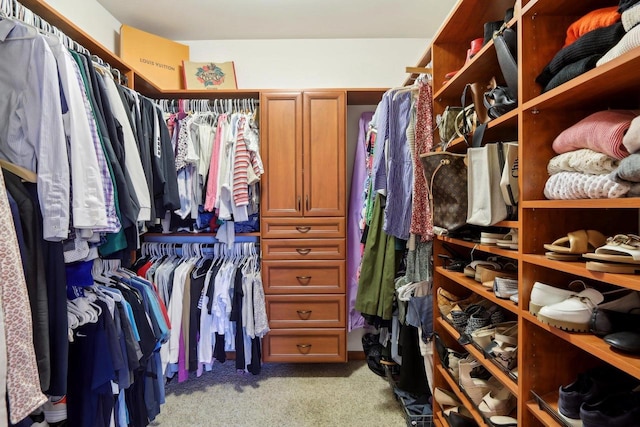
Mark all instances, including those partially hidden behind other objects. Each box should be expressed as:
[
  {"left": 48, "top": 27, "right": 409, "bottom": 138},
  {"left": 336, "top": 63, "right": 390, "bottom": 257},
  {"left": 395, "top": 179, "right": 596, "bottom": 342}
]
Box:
[{"left": 434, "top": 387, "right": 461, "bottom": 407}]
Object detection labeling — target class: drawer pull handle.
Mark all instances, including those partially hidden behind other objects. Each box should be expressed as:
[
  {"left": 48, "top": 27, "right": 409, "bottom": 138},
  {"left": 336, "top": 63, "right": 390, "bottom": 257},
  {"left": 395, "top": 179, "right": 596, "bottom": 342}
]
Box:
[
  {"left": 296, "top": 226, "right": 311, "bottom": 233},
  {"left": 297, "top": 196, "right": 301, "bottom": 211},
  {"left": 296, "top": 344, "right": 312, "bottom": 354},
  {"left": 296, "top": 276, "right": 311, "bottom": 285},
  {"left": 296, "top": 248, "right": 311, "bottom": 255},
  {"left": 296, "top": 310, "right": 312, "bottom": 319},
  {"left": 306, "top": 195, "right": 310, "bottom": 211}
]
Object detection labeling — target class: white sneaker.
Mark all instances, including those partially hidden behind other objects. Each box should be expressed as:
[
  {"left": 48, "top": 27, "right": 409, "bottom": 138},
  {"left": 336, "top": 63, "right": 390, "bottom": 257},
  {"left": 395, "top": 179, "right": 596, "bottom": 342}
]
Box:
[
  {"left": 529, "top": 281, "right": 575, "bottom": 316},
  {"left": 44, "top": 395, "right": 67, "bottom": 423},
  {"left": 538, "top": 288, "right": 604, "bottom": 332}
]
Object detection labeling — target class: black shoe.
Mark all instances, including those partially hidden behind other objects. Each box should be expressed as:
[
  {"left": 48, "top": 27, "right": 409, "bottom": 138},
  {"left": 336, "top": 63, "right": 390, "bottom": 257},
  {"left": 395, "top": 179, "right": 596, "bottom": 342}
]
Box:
[{"left": 580, "top": 391, "right": 640, "bottom": 427}]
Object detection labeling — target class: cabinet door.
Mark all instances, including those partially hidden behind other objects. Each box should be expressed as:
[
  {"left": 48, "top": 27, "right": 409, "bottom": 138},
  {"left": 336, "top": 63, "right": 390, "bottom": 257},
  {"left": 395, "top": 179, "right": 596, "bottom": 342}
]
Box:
[
  {"left": 303, "top": 91, "right": 346, "bottom": 217},
  {"left": 261, "top": 92, "right": 303, "bottom": 217}
]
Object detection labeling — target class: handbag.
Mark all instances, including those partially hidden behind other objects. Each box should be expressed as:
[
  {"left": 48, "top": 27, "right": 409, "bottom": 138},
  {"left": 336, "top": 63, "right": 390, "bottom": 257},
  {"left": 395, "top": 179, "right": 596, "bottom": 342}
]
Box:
[
  {"left": 420, "top": 152, "right": 468, "bottom": 233},
  {"left": 484, "top": 79, "right": 517, "bottom": 119},
  {"left": 466, "top": 125, "right": 513, "bottom": 226},
  {"left": 494, "top": 26, "right": 518, "bottom": 103},
  {"left": 500, "top": 142, "right": 519, "bottom": 207},
  {"left": 437, "top": 106, "right": 463, "bottom": 148}
]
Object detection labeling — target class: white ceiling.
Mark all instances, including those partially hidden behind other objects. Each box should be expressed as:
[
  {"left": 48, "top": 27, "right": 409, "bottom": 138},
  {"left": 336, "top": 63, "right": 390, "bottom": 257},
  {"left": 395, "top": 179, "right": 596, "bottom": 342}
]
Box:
[{"left": 96, "top": 0, "right": 457, "bottom": 41}]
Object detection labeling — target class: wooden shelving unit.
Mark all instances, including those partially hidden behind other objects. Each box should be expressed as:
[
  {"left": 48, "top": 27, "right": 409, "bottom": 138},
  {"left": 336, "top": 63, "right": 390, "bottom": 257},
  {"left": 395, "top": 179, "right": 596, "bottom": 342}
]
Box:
[{"left": 419, "top": 0, "right": 640, "bottom": 425}]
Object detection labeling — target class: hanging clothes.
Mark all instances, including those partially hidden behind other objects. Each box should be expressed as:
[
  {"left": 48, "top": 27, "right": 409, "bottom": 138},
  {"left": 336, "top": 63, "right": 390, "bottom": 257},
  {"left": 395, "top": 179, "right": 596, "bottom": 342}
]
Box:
[{"left": 348, "top": 112, "right": 374, "bottom": 331}]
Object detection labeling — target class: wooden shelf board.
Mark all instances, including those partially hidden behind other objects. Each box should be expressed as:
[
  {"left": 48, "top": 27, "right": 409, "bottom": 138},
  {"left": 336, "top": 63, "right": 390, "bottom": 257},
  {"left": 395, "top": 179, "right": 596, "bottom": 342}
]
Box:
[
  {"left": 346, "top": 89, "right": 387, "bottom": 105},
  {"left": 433, "top": 41, "right": 500, "bottom": 102},
  {"left": 433, "top": 0, "right": 516, "bottom": 44},
  {"left": 521, "top": 254, "right": 640, "bottom": 292},
  {"left": 436, "top": 365, "right": 490, "bottom": 427},
  {"left": 438, "top": 318, "right": 519, "bottom": 396},
  {"left": 522, "top": 311, "right": 640, "bottom": 378},
  {"left": 526, "top": 400, "right": 562, "bottom": 427},
  {"left": 436, "top": 109, "right": 519, "bottom": 153},
  {"left": 434, "top": 411, "right": 447, "bottom": 427},
  {"left": 521, "top": 198, "right": 640, "bottom": 208},
  {"left": 404, "top": 46, "right": 432, "bottom": 86},
  {"left": 522, "top": 49, "right": 640, "bottom": 111},
  {"left": 436, "top": 267, "right": 519, "bottom": 315},
  {"left": 437, "top": 236, "right": 519, "bottom": 259},
  {"left": 522, "top": 0, "right": 618, "bottom": 18}
]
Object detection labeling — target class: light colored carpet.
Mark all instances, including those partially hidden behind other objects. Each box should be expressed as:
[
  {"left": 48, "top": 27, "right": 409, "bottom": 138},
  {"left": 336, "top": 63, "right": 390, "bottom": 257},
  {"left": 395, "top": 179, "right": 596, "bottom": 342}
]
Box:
[{"left": 150, "top": 360, "right": 408, "bottom": 427}]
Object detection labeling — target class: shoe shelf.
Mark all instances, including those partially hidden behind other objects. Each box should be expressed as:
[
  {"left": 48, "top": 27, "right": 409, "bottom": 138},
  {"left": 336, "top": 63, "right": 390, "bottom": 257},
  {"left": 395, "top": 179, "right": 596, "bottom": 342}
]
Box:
[
  {"left": 437, "top": 109, "right": 518, "bottom": 154},
  {"left": 439, "top": 317, "right": 519, "bottom": 395},
  {"left": 522, "top": 311, "right": 640, "bottom": 378},
  {"left": 525, "top": 391, "right": 565, "bottom": 427},
  {"left": 438, "top": 237, "right": 519, "bottom": 260},
  {"left": 436, "top": 365, "right": 492, "bottom": 427},
  {"left": 437, "top": 267, "right": 519, "bottom": 315},
  {"left": 522, "top": 255, "right": 640, "bottom": 292}
]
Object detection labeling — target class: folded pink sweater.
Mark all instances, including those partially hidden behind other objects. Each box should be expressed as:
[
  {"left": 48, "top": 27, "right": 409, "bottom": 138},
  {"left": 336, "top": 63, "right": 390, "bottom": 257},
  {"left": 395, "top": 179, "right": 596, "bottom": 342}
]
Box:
[{"left": 552, "top": 110, "right": 637, "bottom": 159}]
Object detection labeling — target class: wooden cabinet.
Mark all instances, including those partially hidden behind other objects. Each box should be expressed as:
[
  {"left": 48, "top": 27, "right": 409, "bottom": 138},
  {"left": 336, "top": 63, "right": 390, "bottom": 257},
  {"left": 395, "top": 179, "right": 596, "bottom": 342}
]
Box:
[
  {"left": 261, "top": 91, "right": 346, "bottom": 218},
  {"left": 425, "top": 0, "right": 640, "bottom": 426},
  {"left": 260, "top": 90, "right": 348, "bottom": 363}
]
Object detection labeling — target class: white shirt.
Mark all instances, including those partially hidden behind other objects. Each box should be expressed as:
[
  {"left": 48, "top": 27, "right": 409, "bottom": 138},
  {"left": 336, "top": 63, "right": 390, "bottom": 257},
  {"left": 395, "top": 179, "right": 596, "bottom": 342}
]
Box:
[
  {"left": 47, "top": 39, "right": 108, "bottom": 231},
  {"left": 102, "top": 72, "right": 152, "bottom": 222},
  {"left": 0, "top": 20, "right": 70, "bottom": 241}
]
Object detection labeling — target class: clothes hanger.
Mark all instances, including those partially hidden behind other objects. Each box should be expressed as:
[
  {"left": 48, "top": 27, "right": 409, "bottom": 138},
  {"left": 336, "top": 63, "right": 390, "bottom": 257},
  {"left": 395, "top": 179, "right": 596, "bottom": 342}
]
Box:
[{"left": 0, "top": 159, "right": 37, "bottom": 182}]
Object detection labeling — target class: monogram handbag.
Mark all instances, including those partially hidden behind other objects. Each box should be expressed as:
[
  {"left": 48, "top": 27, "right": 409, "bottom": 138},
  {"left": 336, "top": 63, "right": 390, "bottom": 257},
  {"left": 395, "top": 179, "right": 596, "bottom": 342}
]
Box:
[
  {"left": 420, "top": 152, "right": 468, "bottom": 233},
  {"left": 437, "top": 106, "right": 463, "bottom": 148}
]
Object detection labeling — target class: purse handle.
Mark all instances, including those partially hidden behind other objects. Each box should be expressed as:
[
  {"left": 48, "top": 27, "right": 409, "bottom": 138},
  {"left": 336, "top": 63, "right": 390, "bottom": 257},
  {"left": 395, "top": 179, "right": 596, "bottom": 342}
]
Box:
[{"left": 494, "top": 26, "right": 518, "bottom": 102}]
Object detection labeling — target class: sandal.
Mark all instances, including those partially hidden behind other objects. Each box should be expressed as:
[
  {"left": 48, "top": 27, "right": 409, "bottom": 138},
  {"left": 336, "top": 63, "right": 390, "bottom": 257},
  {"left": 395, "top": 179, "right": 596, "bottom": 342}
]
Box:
[
  {"left": 434, "top": 387, "right": 461, "bottom": 408},
  {"left": 543, "top": 229, "right": 606, "bottom": 255},
  {"left": 583, "top": 234, "right": 640, "bottom": 264},
  {"left": 464, "top": 260, "right": 501, "bottom": 279},
  {"left": 478, "top": 386, "right": 516, "bottom": 417},
  {"left": 496, "top": 229, "right": 518, "bottom": 250},
  {"left": 586, "top": 261, "right": 640, "bottom": 274}
]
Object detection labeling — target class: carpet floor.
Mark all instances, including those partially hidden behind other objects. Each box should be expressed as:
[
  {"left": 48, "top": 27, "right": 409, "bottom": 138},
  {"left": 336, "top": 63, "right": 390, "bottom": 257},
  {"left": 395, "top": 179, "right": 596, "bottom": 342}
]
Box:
[{"left": 150, "top": 360, "right": 408, "bottom": 427}]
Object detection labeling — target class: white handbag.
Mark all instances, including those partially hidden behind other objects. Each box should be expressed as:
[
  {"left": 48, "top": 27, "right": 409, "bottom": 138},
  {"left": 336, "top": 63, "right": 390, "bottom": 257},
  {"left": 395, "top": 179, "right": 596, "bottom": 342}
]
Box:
[
  {"left": 500, "top": 142, "right": 519, "bottom": 207},
  {"left": 466, "top": 142, "right": 508, "bottom": 226}
]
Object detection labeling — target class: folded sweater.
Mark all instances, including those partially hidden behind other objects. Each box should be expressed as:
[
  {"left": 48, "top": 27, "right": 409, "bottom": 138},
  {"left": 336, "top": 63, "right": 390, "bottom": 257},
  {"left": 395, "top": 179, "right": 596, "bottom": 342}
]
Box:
[
  {"left": 552, "top": 110, "right": 636, "bottom": 160},
  {"left": 597, "top": 23, "right": 640, "bottom": 67},
  {"left": 564, "top": 6, "right": 621, "bottom": 47},
  {"left": 619, "top": 0, "right": 640, "bottom": 13},
  {"left": 536, "top": 22, "right": 625, "bottom": 87},
  {"left": 622, "top": 2, "right": 640, "bottom": 30},
  {"left": 543, "top": 54, "right": 601, "bottom": 93}
]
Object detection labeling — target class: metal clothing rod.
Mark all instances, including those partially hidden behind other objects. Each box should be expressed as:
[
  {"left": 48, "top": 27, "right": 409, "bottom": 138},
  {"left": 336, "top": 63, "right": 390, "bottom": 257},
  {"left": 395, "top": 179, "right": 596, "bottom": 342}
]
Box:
[{"left": 0, "top": 0, "right": 124, "bottom": 80}]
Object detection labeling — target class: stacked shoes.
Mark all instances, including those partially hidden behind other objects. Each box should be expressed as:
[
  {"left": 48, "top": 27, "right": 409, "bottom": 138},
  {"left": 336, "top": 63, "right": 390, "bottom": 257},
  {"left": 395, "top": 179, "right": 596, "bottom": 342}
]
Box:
[{"left": 558, "top": 365, "right": 640, "bottom": 426}]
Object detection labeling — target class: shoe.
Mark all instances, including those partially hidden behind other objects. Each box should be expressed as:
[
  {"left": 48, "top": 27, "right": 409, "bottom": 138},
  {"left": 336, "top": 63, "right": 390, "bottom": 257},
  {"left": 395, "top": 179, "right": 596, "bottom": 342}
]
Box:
[
  {"left": 493, "top": 277, "right": 518, "bottom": 299},
  {"left": 496, "top": 229, "right": 518, "bottom": 250},
  {"left": 529, "top": 281, "right": 576, "bottom": 316},
  {"left": 558, "top": 366, "right": 639, "bottom": 423},
  {"left": 44, "top": 395, "right": 67, "bottom": 423},
  {"left": 458, "top": 356, "right": 497, "bottom": 405},
  {"left": 537, "top": 288, "right": 604, "bottom": 332},
  {"left": 464, "top": 260, "right": 501, "bottom": 278},
  {"left": 543, "top": 229, "right": 606, "bottom": 255},
  {"left": 590, "top": 291, "right": 640, "bottom": 336},
  {"left": 486, "top": 323, "right": 518, "bottom": 370},
  {"left": 478, "top": 386, "right": 516, "bottom": 417},
  {"left": 490, "top": 415, "right": 517, "bottom": 426},
  {"left": 583, "top": 233, "right": 640, "bottom": 264},
  {"left": 446, "top": 409, "right": 478, "bottom": 427},
  {"left": 580, "top": 391, "right": 640, "bottom": 427},
  {"left": 604, "top": 331, "right": 640, "bottom": 353},
  {"left": 434, "top": 387, "right": 461, "bottom": 407}
]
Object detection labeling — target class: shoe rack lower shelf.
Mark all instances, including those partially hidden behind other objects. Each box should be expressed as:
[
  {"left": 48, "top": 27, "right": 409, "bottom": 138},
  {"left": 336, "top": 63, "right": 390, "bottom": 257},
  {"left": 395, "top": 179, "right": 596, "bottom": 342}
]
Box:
[
  {"left": 522, "top": 311, "right": 640, "bottom": 378},
  {"left": 526, "top": 390, "right": 564, "bottom": 427},
  {"left": 438, "top": 317, "right": 518, "bottom": 396},
  {"left": 438, "top": 237, "right": 519, "bottom": 259},
  {"left": 437, "top": 365, "right": 490, "bottom": 427},
  {"left": 436, "top": 267, "right": 519, "bottom": 315}
]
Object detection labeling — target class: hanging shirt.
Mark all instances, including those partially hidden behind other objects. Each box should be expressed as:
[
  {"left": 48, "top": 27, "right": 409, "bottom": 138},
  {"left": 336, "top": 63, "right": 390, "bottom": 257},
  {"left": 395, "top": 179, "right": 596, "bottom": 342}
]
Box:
[
  {"left": 0, "top": 19, "right": 70, "bottom": 241},
  {"left": 47, "top": 39, "right": 108, "bottom": 232}
]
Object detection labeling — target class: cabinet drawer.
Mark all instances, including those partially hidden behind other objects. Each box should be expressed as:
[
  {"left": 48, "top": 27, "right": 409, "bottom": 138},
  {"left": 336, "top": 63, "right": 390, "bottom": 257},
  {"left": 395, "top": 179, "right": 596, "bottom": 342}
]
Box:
[
  {"left": 266, "top": 295, "right": 345, "bottom": 328},
  {"left": 262, "top": 239, "right": 345, "bottom": 260},
  {"left": 262, "top": 260, "right": 345, "bottom": 294},
  {"left": 262, "top": 329, "right": 346, "bottom": 363},
  {"left": 261, "top": 217, "right": 345, "bottom": 239}
]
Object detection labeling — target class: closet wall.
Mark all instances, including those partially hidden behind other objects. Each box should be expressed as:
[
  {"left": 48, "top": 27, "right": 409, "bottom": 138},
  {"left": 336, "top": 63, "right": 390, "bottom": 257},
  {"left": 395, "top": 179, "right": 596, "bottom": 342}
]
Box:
[{"left": 43, "top": 0, "right": 435, "bottom": 88}]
